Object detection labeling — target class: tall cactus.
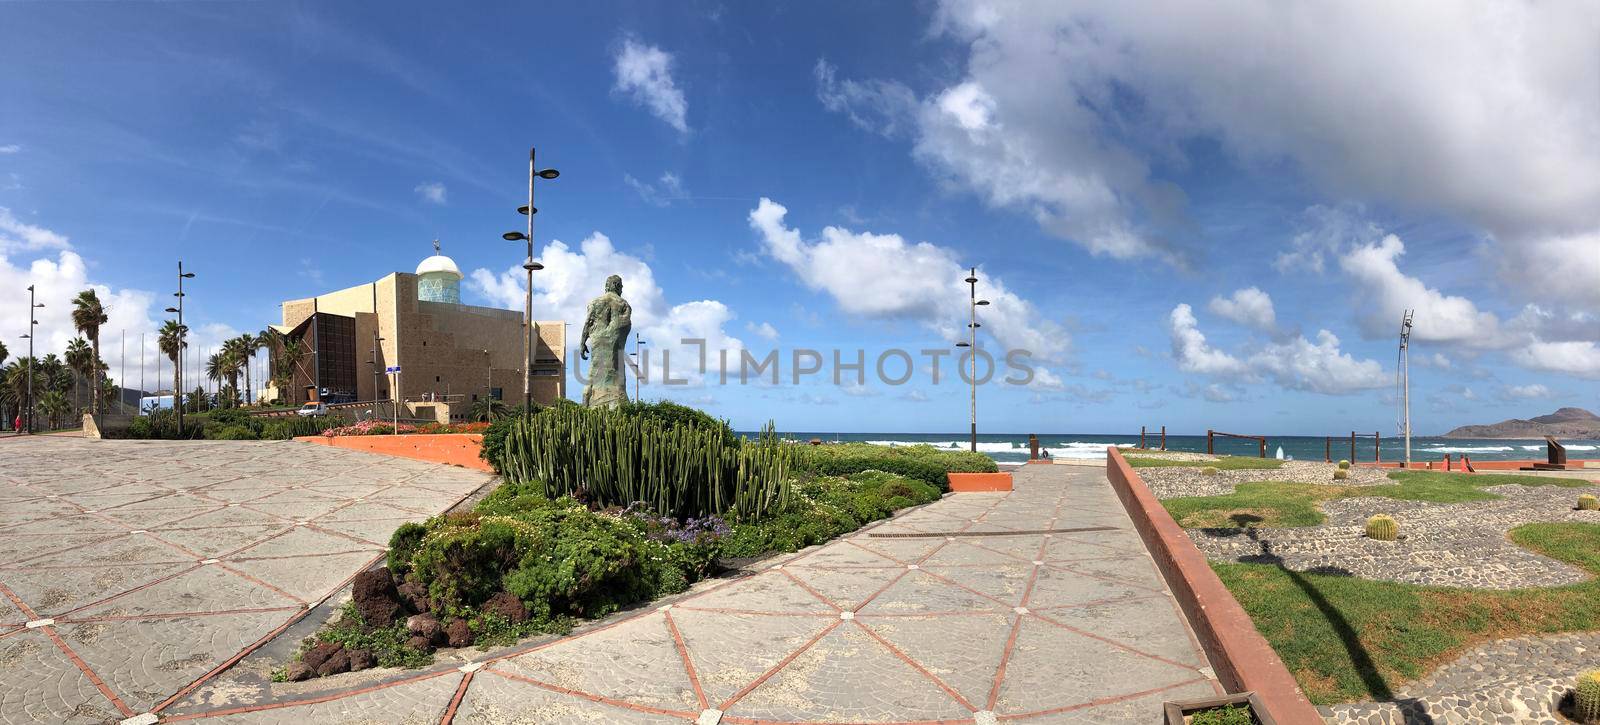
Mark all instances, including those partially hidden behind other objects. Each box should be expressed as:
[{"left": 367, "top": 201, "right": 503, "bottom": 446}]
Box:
[{"left": 496, "top": 406, "right": 790, "bottom": 520}]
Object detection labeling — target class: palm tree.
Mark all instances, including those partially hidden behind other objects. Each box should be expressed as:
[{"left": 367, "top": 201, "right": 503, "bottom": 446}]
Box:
[
  {"left": 0, "top": 361, "right": 22, "bottom": 430},
  {"left": 233, "top": 333, "right": 259, "bottom": 406},
  {"left": 71, "top": 290, "right": 108, "bottom": 416},
  {"left": 469, "top": 396, "right": 509, "bottom": 422},
  {"left": 158, "top": 320, "right": 185, "bottom": 413},
  {"left": 39, "top": 390, "right": 69, "bottom": 430},
  {"left": 0, "top": 339, "right": 8, "bottom": 367},
  {"left": 40, "top": 354, "right": 70, "bottom": 397},
  {"left": 186, "top": 385, "right": 210, "bottom": 413},
  {"left": 65, "top": 337, "right": 91, "bottom": 412}
]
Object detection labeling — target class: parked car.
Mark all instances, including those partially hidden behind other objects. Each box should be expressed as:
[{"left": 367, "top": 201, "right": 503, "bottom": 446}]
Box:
[{"left": 296, "top": 402, "right": 329, "bottom": 417}]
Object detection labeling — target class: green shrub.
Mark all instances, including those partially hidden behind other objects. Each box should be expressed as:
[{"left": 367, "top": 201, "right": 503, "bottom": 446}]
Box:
[
  {"left": 1365, "top": 514, "right": 1398, "bottom": 541},
  {"left": 1579, "top": 494, "right": 1599, "bottom": 511},
  {"left": 212, "top": 425, "right": 259, "bottom": 440},
  {"left": 1189, "top": 703, "right": 1253, "bottom": 725},
  {"left": 792, "top": 443, "right": 996, "bottom": 491},
  {"left": 499, "top": 406, "right": 790, "bottom": 520},
  {"left": 1576, "top": 670, "right": 1600, "bottom": 723},
  {"left": 617, "top": 399, "right": 737, "bottom": 445},
  {"left": 720, "top": 471, "right": 940, "bottom": 558}
]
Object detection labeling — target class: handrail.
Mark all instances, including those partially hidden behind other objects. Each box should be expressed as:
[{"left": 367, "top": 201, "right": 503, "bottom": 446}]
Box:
[{"left": 1207, "top": 429, "right": 1267, "bottom": 458}]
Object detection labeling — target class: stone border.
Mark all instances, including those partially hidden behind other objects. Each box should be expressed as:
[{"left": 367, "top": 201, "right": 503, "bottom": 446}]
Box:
[
  {"left": 295, "top": 433, "right": 492, "bottom": 472},
  {"left": 1103, "top": 446, "right": 1323, "bottom": 723}
]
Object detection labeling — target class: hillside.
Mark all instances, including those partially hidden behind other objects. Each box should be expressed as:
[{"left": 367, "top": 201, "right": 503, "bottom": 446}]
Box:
[{"left": 1444, "top": 407, "right": 1600, "bottom": 439}]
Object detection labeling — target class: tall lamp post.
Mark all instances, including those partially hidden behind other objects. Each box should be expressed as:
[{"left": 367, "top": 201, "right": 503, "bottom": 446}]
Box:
[
  {"left": 630, "top": 333, "right": 646, "bottom": 401},
  {"left": 23, "top": 285, "right": 44, "bottom": 434},
  {"left": 953, "top": 267, "right": 989, "bottom": 453},
  {"left": 370, "top": 335, "right": 386, "bottom": 403},
  {"left": 163, "top": 261, "right": 196, "bottom": 435},
  {"left": 502, "top": 146, "right": 559, "bottom": 423}
]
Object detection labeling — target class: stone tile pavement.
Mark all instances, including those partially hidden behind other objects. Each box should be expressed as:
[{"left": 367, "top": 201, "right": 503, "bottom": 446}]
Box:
[
  {"left": 157, "top": 462, "right": 1223, "bottom": 724},
  {"left": 0, "top": 436, "right": 490, "bottom": 724}
]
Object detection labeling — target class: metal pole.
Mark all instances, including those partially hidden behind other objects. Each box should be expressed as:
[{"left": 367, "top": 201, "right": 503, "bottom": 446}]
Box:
[
  {"left": 176, "top": 261, "right": 186, "bottom": 435},
  {"left": 1161, "top": 425, "right": 1167, "bottom": 451},
  {"left": 524, "top": 147, "right": 536, "bottom": 421},
  {"left": 26, "top": 285, "right": 35, "bottom": 434},
  {"left": 139, "top": 332, "right": 145, "bottom": 415},
  {"left": 485, "top": 349, "right": 491, "bottom": 401},
  {"left": 119, "top": 330, "right": 125, "bottom": 415},
  {"left": 1401, "top": 309, "right": 1413, "bottom": 468},
  {"left": 968, "top": 267, "right": 977, "bottom": 452},
  {"left": 393, "top": 370, "right": 400, "bottom": 434}
]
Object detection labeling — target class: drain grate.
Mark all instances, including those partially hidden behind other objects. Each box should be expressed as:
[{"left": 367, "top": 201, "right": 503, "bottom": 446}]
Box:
[{"left": 869, "top": 526, "right": 1118, "bottom": 539}]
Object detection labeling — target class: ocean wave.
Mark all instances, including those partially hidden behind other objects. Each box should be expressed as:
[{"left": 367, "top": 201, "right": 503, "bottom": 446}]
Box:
[
  {"left": 1522, "top": 444, "right": 1597, "bottom": 451},
  {"left": 1422, "top": 445, "right": 1514, "bottom": 453}
]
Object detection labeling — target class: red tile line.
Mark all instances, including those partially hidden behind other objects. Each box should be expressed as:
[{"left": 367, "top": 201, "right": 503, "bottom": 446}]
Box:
[
  {"left": 663, "top": 608, "right": 711, "bottom": 711},
  {"left": 0, "top": 578, "right": 40, "bottom": 619},
  {"left": 778, "top": 567, "right": 845, "bottom": 612},
  {"left": 41, "top": 625, "right": 136, "bottom": 717},
  {"left": 438, "top": 670, "right": 475, "bottom": 725},
  {"left": 994, "top": 676, "right": 1211, "bottom": 721},
  {"left": 1027, "top": 609, "right": 1208, "bottom": 675},
  {"left": 480, "top": 666, "right": 702, "bottom": 720},
  {"left": 714, "top": 618, "right": 844, "bottom": 712},
  {"left": 59, "top": 605, "right": 302, "bottom": 624},
  {"left": 56, "top": 563, "right": 205, "bottom": 620},
  {"left": 216, "top": 562, "right": 308, "bottom": 606},
  {"left": 853, "top": 619, "right": 978, "bottom": 713}
]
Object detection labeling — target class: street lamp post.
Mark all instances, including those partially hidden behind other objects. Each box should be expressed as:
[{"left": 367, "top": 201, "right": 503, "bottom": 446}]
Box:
[
  {"left": 370, "top": 335, "right": 385, "bottom": 403},
  {"left": 631, "top": 334, "right": 646, "bottom": 401},
  {"left": 483, "top": 349, "right": 492, "bottom": 402},
  {"left": 164, "top": 261, "right": 196, "bottom": 435},
  {"left": 953, "top": 267, "right": 989, "bottom": 453},
  {"left": 23, "top": 285, "right": 43, "bottom": 434},
  {"left": 503, "top": 146, "right": 559, "bottom": 423}
]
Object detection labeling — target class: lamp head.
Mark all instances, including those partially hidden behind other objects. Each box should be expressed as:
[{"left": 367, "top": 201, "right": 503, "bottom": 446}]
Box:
[
  {"left": 964, "top": 275, "right": 978, "bottom": 284},
  {"left": 517, "top": 205, "right": 538, "bottom": 215},
  {"left": 537, "top": 168, "right": 560, "bottom": 180},
  {"left": 181, "top": 272, "right": 195, "bottom": 279},
  {"left": 503, "top": 231, "right": 528, "bottom": 242},
  {"left": 975, "top": 299, "right": 990, "bottom": 306},
  {"left": 955, "top": 341, "right": 971, "bottom": 348},
  {"left": 523, "top": 258, "right": 544, "bottom": 272},
  {"left": 164, "top": 307, "right": 179, "bottom": 313}
]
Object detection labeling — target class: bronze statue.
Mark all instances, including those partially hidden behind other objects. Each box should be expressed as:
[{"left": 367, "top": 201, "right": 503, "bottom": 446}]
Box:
[{"left": 580, "top": 274, "right": 632, "bottom": 408}]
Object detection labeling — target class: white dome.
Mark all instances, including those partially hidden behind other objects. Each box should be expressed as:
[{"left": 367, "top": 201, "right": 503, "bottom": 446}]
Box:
[{"left": 415, "top": 254, "right": 462, "bottom": 278}]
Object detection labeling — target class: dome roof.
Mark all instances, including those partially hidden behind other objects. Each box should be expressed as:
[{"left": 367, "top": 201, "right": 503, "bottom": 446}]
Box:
[{"left": 415, "top": 254, "right": 462, "bottom": 278}]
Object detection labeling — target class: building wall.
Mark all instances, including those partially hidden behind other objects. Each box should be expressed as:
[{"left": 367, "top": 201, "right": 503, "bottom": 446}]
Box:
[{"left": 276, "top": 272, "right": 566, "bottom": 413}]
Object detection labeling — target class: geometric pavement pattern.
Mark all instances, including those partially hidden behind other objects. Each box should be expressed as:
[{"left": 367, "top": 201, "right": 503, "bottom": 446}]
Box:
[
  {"left": 154, "top": 462, "right": 1224, "bottom": 724},
  {"left": 0, "top": 436, "right": 490, "bottom": 725}
]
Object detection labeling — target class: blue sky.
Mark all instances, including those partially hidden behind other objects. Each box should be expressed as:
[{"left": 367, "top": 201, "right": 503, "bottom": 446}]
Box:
[{"left": 2, "top": 1, "right": 1597, "bottom": 435}]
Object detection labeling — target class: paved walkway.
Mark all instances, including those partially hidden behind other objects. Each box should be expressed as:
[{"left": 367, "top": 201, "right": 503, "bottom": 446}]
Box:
[
  {"left": 0, "top": 437, "right": 490, "bottom": 724},
  {"left": 163, "top": 463, "right": 1222, "bottom": 724}
]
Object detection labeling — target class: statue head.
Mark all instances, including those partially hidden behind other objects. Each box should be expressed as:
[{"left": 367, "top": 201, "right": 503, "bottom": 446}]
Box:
[{"left": 605, "top": 274, "right": 623, "bottom": 295}]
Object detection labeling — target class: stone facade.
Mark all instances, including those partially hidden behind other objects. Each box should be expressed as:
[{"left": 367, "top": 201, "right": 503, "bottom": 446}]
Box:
[{"left": 266, "top": 272, "right": 565, "bottom": 417}]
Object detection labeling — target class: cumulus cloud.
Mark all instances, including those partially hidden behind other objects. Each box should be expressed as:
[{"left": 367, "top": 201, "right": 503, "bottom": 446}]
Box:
[
  {"left": 467, "top": 231, "right": 742, "bottom": 388},
  {"left": 1340, "top": 233, "right": 1504, "bottom": 345},
  {"left": 1208, "top": 287, "right": 1276, "bottom": 331},
  {"left": 613, "top": 38, "right": 689, "bottom": 134},
  {"left": 1512, "top": 341, "right": 1600, "bottom": 379},
  {"left": 746, "top": 321, "right": 779, "bottom": 341},
  {"left": 1498, "top": 383, "right": 1552, "bottom": 400},
  {"left": 747, "top": 198, "right": 1071, "bottom": 378},
  {"left": 814, "top": 59, "right": 918, "bottom": 138},
  {"left": 821, "top": 1, "right": 1600, "bottom": 296},
  {"left": 413, "top": 182, "right": 447, "bottom": 205},
  {"left": 0, "top": 207, "right": 70, "bottom": 254},
  {"left": 624, "top": 172, "right": 687, "bottom": 207},
  {"left": 1168, "top": 303, "right": 1386, "bottom": 394}
]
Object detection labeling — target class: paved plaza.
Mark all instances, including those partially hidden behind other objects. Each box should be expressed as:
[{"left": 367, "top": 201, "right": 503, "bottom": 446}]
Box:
[
  {"left": 0, "top": 437, "right": 491, "bottom": 724},
  {"left": 3, "top": 440, "right": 1221, "bottom": 724}
]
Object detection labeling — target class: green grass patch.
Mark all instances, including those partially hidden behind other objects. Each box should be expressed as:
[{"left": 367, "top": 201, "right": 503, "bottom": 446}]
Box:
[
  {"left": 1126, "top": 455, "right": 1284, "bottom": 470},
  {"left": 1189, "top": 704, "right": 1254, "bottom": 725},
  {"left": 720, "top": 470, "right": 941, "bottom": 558},
  {"left": 1161, "top": 471, "right": 1595, "bottom": 530},
  {"left": 1217, "top": 522, "right": 1600, "bottom": 704}
]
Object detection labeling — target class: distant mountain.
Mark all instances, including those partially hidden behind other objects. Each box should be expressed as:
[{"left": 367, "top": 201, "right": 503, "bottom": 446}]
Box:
[{"left": 1444, "top": 407, "right": 1600, "bottom": 439}]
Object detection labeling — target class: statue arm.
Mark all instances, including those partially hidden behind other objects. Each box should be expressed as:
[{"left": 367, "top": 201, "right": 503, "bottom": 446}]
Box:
[{"left": 580, "top": 300, "right": 599, "bottom": 360}]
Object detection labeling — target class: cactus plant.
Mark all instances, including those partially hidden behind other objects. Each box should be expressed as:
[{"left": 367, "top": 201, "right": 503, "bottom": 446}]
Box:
[
  {"left": 1333, "top": 469, "right": 1349, "bottom": 481},
  {"left": 1201, "top": 466, "right": 1219, "bottom": 475},
  {"left": 1365, "top": 514, "right": 1399, "bottom": 541},
  {"left": 1337, "top": 459, "right": 1351, "bottom": 470},
  {"left": 1579, "top": 494, "right": 1599, "bottom": 511},
  {"left": 1576, "top": 670, "right": 1600, "bottom": 723}
]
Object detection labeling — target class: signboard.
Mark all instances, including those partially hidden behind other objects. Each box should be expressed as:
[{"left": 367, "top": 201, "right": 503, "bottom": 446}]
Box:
[{"left": 385, "top": 366, "right": 402, "bottom": 373}]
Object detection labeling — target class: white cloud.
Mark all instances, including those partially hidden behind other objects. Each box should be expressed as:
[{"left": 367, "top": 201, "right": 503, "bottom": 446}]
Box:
[
  {"left": 0, "top": 207, "right": 70, "bottom": 254},
  {"left": 1207, "top": 287, "right": 1276, "bottom": 331},
  {"left": 624, "top": 172, "right": 687, "bottom": 207},
  {"left": 1168, "top": 303, "right": 1386, "bottom": 394},
  {"left": 814, "top": 59, "right": 919, "bottom": 138},
  {"left": 413, "top": 182, "right": 447, "bottom": 205},
  {"left": 1498, "top": 383, "right": 1552, "bottom": 400},
  {"left": 746, "top": 321, "right": 779, "bottom": 341},
  {"left": 0, "top": 144, "right": 20, "bottom": 154},
  {"left": 467, "top": 231, "right": 742, "bottom": 388},
  {"left": 613, "top": 38, "right": 689, "bottom": 134},
  {"left": 1339, "top": 233, "right": 1504, "bottom": 345},
  {"left": 748, "top": 198, "right": 1071, "bottom": 374},
  {"left": 1512, "top": 341, "right": 1600, "bottom": 379},
  {"left": 822, "top": 1, "right": 1600, "bottom": 295}
]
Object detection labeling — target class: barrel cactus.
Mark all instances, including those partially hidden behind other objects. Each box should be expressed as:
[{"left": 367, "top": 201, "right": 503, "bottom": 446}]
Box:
[
  {"left": 1365, "top": 514, "right": 1399, "bottom": 541},
  {"left": 1333, "top": 469, "right": 1349, "bottom": 481},
  {"left": 1576, "top": 670, "right": 1600, "bottom": 723},
  {"left": 1337, "top": 459, "right": 1351, "bottom": 470},
  {"left": 1579, "top": 494, "right": 1599, "bottom": 511}
]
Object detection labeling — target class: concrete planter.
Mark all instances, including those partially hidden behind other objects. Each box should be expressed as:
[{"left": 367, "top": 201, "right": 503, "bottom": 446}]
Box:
[
  {"left": 296, "top": 433, "right": 491, "bottom": 471},
  {"left": 1163, "top": 691, "right": 1275, "bottom": 724},
  {"left": 946, "top": 471, "right": 1013, "bottom": 492}
]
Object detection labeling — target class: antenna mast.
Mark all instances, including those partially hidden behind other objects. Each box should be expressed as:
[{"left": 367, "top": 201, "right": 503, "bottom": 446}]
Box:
[{"left": 1400, "top": 309, "right": 1414, "bottom": 467}]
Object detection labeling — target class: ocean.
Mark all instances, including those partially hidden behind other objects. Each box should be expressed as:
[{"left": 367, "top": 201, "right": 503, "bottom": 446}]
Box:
[{"left": 770, "top": 432, "right": 1600, "bottom": 465}]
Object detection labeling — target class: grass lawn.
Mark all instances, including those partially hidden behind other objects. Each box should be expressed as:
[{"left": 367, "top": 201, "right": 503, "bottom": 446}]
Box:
[
  {"left": 1216, "top": 523, "right": 1600, "bottom": 704},
  {"left": 1125, "top": 454, "right": 1284, "bottom": 470},
  {"left": 1161, "top": 471, "right": 1592, "bottom": 529}
]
